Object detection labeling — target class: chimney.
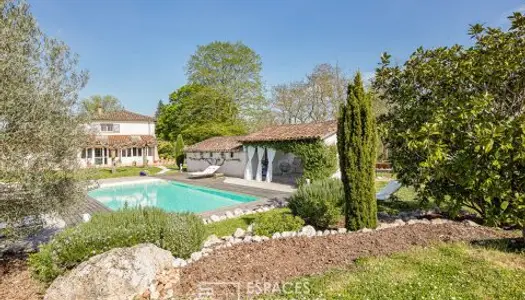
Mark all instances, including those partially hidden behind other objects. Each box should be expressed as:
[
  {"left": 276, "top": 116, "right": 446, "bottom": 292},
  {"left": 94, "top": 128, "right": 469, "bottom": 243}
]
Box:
[{"left": 97, "top": 105, "right": 103, "bottom": 115}]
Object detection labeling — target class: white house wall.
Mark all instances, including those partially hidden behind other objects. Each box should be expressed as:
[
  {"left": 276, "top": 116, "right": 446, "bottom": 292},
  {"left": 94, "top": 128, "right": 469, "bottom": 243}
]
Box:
[
  {"left": 186, "top": 152, "right": 246, "bottom": 177},
  {"left": 89, "top": 121, "right": 155, "bottom": 135}
]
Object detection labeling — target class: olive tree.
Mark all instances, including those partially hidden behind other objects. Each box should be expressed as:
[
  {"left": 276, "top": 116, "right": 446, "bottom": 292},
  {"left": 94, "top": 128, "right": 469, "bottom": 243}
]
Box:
[
  {"left": 374, "top": 12, "right": 525, "bottom": 230},
  {"left": 0, "top": 0, "right": 89, "bottom": 237}
]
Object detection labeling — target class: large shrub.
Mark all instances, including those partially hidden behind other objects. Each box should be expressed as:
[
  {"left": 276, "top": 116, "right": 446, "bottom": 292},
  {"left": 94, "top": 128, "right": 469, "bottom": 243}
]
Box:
[
  {"left": 29, "top": 208, "right": 206, "bottom": 283},
  {"left": 253, "top": 209, "right": 304, "bottom": 237},
  {"left": 374, "top": 12, "right": 525, "bottom": 229},
  {"left": 289, "top": 179, "right": 343, "bottom": 228}
]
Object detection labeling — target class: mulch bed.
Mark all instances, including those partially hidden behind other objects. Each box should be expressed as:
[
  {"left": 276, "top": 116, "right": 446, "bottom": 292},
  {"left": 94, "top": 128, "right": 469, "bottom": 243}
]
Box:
[
  {"left": 0, "top": 254, "right": 43, "bottom": 300},
  {"left": 168, "top": 223, "right": 517, "bottom": 298},
  {"left": 0, "top": 224, "right": 517, "bottom": 300}
]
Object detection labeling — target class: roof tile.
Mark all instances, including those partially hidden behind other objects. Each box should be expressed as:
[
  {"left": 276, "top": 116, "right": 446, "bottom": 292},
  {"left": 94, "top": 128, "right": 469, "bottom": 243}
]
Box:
[
  {"left": 91, "top": 110, "right": 155, "bottom": 122},
  {"left": 239, "top": 120, "right": 337, "bottom": 142},
  {"left": 184, "top": 136, "right": 244, "bottom": 153},
  {"left": 87, "top": 135, "right": 157, "bottom": 148}
]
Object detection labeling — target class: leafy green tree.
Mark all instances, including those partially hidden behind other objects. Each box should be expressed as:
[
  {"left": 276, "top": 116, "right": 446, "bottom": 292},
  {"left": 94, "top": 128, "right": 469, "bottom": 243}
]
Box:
[
  {"left": 338, "top": 72, "right": 377, "bottom": 231},
  {"left": 154, "top": 99, "right": 164, "bottom": 119},
  {"left": 81, "top": 95, "right": 123, "bottom": 116},
  {"left": 174, "top": 134, "right": 185, "bottom": 167},
  {"left": 374, "top": 12, "right": 525, "bottom": 230},
  {"left": 1, "top": 0, "right": 88, "bottom": 237},
  {"left": 156, "top": 84, "right": 246, "bottom": 144},
  {"left": 185, "top": 41, "right": 267, "bottom": 123},
  {"left": 157, "top": 140, "right": 174, "bottom": 159}
]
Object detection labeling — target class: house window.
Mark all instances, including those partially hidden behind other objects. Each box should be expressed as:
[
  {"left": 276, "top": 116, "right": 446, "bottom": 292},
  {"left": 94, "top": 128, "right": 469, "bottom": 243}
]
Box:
[
  {"left": 137, "top": 148, "right": 142, "bottom": 157},
  {"left": 81, "top": 149, "right": 86, "bottom": 158},
  {"left": 230, "top": 152, "right": 234, "bottom": 158},
  {"left": 127, "top": 148, "right": 132, "bottom": 157},
  {"left": 100, "top": 124, "right": 114, "bottom": 132},
  {"left": 148, "top": 147, "right": 154, "bottom": 156},
  {"left": 87, "top": 148, "right": 93, "bottom": 158}
]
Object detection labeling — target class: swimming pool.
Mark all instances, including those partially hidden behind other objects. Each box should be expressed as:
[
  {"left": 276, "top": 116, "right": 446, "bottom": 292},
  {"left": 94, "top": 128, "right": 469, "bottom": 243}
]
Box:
[{"left": 88, "top": 180, "right": 258, "bottom": 213}]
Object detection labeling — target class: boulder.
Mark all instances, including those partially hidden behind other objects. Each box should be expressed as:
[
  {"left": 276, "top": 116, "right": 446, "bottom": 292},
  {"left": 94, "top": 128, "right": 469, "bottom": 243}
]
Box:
[
  {"left": 462, "top": 219, "right": 480, "bottom": 227},
  {"left": 203, "top": 235, "right": 222, "bottom": 248},
  {"left": 172, "top": 258, "right": 187, "bottom": 268},
  {"left": 430, "top": 218, "right": 448, "bottom": 225},
  {"left": 233, "top": 228, "right": 245, "bottom": 238},
  {"left": 209, "top": 215, "right": 220, "bottom": 222},
  {"left": 300, "top": 225, "right": 316, "bottom": 237},
  {"left": 44, "top": 244, "right": 173, "bottom": 300},
  {"left": 190, "top": 251, "right": 202, "bottom": 261}
]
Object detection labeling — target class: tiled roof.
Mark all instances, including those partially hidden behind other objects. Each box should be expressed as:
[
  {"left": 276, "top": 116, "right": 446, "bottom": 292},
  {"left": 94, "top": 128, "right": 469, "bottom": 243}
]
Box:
[
  {"left": 91, "top": 110, "right": 155, "bottom": 122},
  {"left": 184, "top": 136, "right": 244, "bottom": 153},
  {"left": 87, "top": 135, "right": 157, "bottom": 148},
  {"left": 239, "top": 120, "right": 337, "bottom": 142}
]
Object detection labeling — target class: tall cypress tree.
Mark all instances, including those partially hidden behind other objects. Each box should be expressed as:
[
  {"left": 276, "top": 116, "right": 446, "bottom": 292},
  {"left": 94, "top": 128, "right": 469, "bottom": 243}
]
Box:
[
  {"left": 337, "top": 72, "right": 377, "bottom": 230},
  {"left": 174, "top": 134, "right": 185, "bottom": 167}
]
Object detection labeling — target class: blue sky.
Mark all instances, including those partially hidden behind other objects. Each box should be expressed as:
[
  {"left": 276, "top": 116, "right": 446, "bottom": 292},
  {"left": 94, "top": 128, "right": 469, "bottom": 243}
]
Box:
[{"left": 30, "top": 0, "right": 525, "bottom": 116}]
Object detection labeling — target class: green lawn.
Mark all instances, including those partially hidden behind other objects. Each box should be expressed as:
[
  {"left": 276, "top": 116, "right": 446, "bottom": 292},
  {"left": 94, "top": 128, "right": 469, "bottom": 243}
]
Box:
[
  {"left": 205, "top": 208, "right": 291, "bottom": 237},
  {"left": 374, "top": 181, "right": 434, "bottom": 215},
  {"left": 260, "top": 243, "right": 525, "bottom": 300},
  {"left": 86, "top": 166, "right": 162, "bottom": 180}
]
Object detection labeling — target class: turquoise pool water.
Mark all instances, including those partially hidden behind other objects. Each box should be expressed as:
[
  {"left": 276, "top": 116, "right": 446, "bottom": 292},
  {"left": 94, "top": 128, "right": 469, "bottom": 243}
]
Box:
[{"left": 88, "top": 180, "right": 258, "bottom": 213}]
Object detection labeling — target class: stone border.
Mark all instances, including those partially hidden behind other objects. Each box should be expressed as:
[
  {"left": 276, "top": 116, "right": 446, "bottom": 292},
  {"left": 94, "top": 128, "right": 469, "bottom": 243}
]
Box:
[
  {"left": 201, "top": 202, "right": 286, "bottom": 224},
  {"left": 174, "top": 217, "right": 480, "bottom": 268},
  {"left": 143, "top": 217, "right": 481, "bottom": 298}
]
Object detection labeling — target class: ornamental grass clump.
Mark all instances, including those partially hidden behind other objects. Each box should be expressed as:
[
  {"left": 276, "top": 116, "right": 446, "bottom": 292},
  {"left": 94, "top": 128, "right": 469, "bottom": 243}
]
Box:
[{"left": 29, "top": 207, "right": 206, "bottom": 283}]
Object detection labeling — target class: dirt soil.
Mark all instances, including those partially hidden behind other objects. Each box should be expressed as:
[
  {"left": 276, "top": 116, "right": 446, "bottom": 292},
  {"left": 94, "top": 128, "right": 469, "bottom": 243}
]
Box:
[
  {"left": 171, "top": 223, "right": 516, "bottom": 299},
  {"left": 0, "top": 255, "right": 43, "bottom": 300}
]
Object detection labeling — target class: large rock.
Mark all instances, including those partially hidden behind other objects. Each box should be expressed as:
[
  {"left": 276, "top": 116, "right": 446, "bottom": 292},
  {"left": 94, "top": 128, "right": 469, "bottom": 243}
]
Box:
[
  {"left": 299, "top": 225, "right": 316, "bottom": 237},
  {"left": 44, "top": 243, "right": 173, "bottom": 300}
]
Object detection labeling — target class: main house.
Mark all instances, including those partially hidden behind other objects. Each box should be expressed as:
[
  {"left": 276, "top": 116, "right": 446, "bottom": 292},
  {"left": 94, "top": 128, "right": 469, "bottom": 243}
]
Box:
[
  {"left": 79, "top": 109, "right": 158, "bottom": 167},
  {"left": 184, "top": 120, "right": 338, "bottom": 184}
]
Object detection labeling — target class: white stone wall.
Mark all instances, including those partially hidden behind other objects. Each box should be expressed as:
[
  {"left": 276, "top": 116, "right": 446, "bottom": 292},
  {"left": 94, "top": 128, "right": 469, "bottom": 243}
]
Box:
[{"left": 186, "top": 151, "right": 246, "bottom": 177}]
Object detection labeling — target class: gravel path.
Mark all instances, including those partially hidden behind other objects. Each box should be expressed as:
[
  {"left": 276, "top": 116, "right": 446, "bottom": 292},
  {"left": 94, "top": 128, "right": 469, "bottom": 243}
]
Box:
[{"left": 167, "top": 223, "right": 516, "bottom": 298}]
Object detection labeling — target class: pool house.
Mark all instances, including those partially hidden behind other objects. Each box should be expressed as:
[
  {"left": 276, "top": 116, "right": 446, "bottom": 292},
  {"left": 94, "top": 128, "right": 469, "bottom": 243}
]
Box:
[{"left": 185, "top": 120, "right": 338, "bottom": 185}]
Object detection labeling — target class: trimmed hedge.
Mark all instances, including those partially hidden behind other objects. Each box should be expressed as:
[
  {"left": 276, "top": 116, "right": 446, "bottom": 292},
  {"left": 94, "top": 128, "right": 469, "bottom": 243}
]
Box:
[
  {"left": 253, "top": 209, "right": 305, "bottom": 237},
  {"left": 29, "top": 207, "right": 205, "bottom": 283},
  {"left": 288, "top": 179, "right": 343, "bottom": 229}
]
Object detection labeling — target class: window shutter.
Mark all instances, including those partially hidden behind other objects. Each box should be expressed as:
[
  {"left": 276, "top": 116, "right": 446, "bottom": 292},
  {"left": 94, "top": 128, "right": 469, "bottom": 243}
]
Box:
[{"left": 113, "top": 124, "right": 120, "bottom": 133}]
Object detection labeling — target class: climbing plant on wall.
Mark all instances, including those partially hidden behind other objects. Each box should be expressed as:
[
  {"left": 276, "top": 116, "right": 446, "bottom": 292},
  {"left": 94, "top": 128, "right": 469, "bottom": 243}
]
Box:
[{"left": 246, "top": 140, "right": 338, "bottom": 184}]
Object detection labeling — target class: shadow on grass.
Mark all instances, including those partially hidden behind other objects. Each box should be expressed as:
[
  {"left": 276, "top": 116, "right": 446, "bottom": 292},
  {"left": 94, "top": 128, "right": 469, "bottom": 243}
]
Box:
[{"left": 471, "top": 237, "right": 525, "bottom": 254}]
